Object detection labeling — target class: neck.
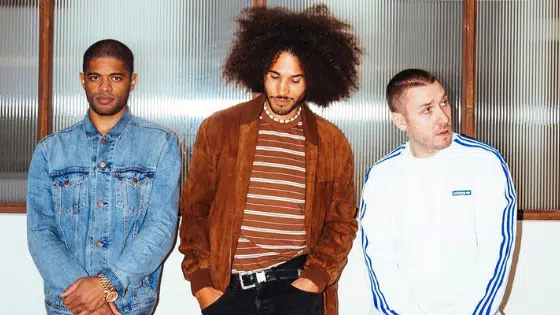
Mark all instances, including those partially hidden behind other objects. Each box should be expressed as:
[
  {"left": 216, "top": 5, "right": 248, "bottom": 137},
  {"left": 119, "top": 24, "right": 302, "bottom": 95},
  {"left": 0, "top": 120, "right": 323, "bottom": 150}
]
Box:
[
  {"left": 409, "top": 141, "right": 439, "bottom": 158},
  {"left": 89, "top": 106, "right": 127, "bottom": 136},
  {"left": 264, "top": 101, "right": 302, "bottom": 123}
]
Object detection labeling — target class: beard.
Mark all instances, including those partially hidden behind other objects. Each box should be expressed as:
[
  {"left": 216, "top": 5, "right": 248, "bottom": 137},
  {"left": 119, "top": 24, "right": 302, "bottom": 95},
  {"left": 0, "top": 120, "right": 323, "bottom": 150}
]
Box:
[
  {"left": 265, "top": 93, "right": 306, "bottom": 116},
  {"left": 87, "top": 92, "right": 130, "bottom": 116},
  {"left": 410, "top": 128, "right": 453, "bottom": 153}
]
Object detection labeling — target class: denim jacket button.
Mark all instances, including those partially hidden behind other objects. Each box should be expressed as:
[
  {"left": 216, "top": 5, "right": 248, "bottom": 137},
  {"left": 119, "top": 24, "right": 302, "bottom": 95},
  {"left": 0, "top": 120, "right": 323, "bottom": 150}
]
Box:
[
  {"left": 96, "top": 241, "right": 103, "bottom": 247},
  {"left": 100, "top": 138, "right": 107, "bottom": 145},
  {"left": 97, "top": 200, "right": 103, "bottom": 208},
  {"left": 99, "top": 162, "right": 107, "bottom": 168},
  {"left": 132, "top": 177, "right": 139, "bottom": 184},
  {"left": 64, "top": 179, "right": 69, "bottom": 185}
]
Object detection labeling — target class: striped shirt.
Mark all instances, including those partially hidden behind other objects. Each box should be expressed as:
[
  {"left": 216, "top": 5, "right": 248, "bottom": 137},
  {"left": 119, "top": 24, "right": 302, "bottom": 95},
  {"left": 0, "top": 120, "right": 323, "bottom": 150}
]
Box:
[{"left": 232, "top": 112, "right": 307, "bottom": 273}]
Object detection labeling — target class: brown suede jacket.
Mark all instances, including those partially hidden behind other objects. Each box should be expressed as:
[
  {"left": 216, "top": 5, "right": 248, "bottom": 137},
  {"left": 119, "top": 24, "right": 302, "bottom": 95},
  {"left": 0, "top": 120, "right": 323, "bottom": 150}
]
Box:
[{"left": 178, "top": 95, "right": 357, "bottom": 314}]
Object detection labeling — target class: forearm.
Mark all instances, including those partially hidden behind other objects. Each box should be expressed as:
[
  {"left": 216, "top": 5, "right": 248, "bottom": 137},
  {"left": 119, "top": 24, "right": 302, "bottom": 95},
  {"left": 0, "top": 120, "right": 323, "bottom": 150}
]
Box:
[
  {"left": 178, "top": 202, "right": 213, "bottom": 294},
  {"left": 99, "top": 214, "right": 178, "bottom": 295},
  {"left": 28, "top": 228, "right": 90, "bottom": 291},
  {"left": 178, "top": 121, "right": 217, "bottom": 294},
  {"left": 27, "top": 144, "right": 89, "bottom": 291}
]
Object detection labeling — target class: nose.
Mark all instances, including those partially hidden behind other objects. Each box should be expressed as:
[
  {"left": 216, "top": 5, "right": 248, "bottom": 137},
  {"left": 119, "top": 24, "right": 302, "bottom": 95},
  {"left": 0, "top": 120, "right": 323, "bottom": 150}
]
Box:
[
  {"left": 435, "top": 105, "right": 451, "bottom": 125},
  {"left": 277, "top": 78, "right": 290, "bottom": 96},
  {"left": 99, "top": 77, "right": 112, "bottom": 92}
]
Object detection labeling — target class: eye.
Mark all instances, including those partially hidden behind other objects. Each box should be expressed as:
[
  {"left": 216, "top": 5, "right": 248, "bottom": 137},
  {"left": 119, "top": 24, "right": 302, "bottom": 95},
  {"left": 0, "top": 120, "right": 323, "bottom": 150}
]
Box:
[
  {"left": 422, "top": 107, "right": 432, "bottom": 114},
  {"left": 441, "top": 100, "right": 449, "bottom": 106},
  {"left": 291, "top": 78, "right": 301, "bottom": 84},
  {"left": 111, "top": 76, "right": 123, "bottom": 82},
  {"left": 269, "top": 73, "right": 280, "bottom": 80},
  {"left": 89, "top": 75, "right": 99, "bottom": 81}
]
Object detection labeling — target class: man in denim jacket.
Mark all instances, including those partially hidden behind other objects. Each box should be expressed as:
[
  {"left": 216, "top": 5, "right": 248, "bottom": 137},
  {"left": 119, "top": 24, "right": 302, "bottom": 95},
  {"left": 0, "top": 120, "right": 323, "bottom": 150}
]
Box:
[{"left": 27, "top": 39, "right": 181, "bottom": 315}]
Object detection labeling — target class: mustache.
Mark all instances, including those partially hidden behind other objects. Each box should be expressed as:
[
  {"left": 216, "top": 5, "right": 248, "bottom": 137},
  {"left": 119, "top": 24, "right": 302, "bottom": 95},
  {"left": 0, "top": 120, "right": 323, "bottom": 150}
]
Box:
[
  {"left": 271, "top": 96, "right": 294, "bottom": 101},
  {"left": 94, "top": 94, "right": 115, "bottom": 98}
]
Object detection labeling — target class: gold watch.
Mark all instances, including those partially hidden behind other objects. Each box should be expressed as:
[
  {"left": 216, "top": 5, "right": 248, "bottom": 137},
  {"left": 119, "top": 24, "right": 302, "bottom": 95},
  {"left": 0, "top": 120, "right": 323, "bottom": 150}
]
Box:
[{"left": 98, "top": 274, "right": 119, "bottom": 303}]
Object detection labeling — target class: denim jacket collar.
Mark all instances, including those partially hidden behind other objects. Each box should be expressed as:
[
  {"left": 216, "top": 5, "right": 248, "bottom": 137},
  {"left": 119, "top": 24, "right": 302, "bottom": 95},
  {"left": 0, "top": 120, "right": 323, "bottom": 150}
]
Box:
[{"left": 83, "top": 108, "right": 132, "bottom": 140}]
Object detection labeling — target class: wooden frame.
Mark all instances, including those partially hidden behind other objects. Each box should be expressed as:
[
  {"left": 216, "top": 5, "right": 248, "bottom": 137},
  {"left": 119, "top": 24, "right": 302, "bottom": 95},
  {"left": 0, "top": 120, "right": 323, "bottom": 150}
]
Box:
[
  {"left": 38, "top": 0, "right": 55, "bottom": 141},
  {"left": 461, "top": 0, "right": 477, "bottom": 139},
  {"left": 1, "top": 0, "right": 558, "bottom": 219},
  {"left": 0, "top": 0, "right": 54, "bottom": 214},
  {"left": 518, "top": 210, "right": 560, "bottom": 221}
]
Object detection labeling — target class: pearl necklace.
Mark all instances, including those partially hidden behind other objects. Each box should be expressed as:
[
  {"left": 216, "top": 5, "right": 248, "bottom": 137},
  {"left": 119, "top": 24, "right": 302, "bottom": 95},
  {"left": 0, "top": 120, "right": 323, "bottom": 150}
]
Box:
[{"left": 264, "top": 102, "right": 302, "bottom": 123}]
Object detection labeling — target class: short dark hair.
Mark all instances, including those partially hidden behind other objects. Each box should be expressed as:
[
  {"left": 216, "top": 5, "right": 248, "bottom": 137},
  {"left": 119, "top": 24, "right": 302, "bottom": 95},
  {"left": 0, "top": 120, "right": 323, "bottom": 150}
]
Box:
[
  {"left": 82, "top": 39, "right": 134, "bottom": 74},
  {"left": 223, "top": 4, "right": 362, "bottom": 107},
  {"left": 386, "top": 69, "right": 439, "bottom": 112}
]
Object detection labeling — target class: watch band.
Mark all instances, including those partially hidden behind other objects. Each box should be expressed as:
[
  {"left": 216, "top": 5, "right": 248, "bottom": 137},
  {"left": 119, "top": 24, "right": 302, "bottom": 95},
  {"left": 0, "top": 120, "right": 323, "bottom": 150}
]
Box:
[{"left": 98, "top": 274, "right": 118, "bottom": 302}]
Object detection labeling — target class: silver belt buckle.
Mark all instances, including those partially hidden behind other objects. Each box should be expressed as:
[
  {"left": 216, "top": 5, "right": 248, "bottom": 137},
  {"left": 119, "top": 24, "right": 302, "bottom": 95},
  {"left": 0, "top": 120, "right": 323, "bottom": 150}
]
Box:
[{"left": 239, "top": 270, "right": 267, "bottom": 290}]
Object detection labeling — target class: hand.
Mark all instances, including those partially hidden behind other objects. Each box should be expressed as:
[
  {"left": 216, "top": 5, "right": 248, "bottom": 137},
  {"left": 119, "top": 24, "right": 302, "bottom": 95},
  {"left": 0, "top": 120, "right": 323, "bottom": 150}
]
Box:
[
  {"left": 195, "top": 287, "right": 223, "bottom": 310},
  {"left": 90, "top": 303, "right": 113, "bottom": 315},
  {"left": 60, "top": 276, "right": 105, "bottom": 314},
  {"left": 291, "top": 278, "right": 320, "bottom": 293},
  {"left": 109, "top": 303, "right": 123, "bottom": 315}
]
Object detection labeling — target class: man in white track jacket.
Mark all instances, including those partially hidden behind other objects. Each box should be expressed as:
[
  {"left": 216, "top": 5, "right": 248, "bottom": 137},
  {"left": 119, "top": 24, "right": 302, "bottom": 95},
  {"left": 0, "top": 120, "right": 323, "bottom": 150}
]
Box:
[{"left": 360, "top": 69, "right": 517, "bottom": 315}]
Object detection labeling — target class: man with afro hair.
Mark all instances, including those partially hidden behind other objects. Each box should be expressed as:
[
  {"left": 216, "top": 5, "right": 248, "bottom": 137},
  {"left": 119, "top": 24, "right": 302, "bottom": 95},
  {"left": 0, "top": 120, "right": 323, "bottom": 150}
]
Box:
[{"left": 178, "top": 4, "right": 362, "bottom": 315}]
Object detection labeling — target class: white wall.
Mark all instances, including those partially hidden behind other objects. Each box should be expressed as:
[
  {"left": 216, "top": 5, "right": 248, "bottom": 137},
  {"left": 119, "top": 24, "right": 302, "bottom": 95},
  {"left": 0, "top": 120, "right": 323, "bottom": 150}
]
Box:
[{"left": 2, "top": 216, "right": 559, "bottom": 315}]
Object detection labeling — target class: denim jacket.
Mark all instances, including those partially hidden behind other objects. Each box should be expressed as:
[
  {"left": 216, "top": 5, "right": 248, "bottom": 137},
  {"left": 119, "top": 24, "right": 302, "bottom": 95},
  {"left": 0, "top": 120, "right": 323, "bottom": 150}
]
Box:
[{"left": 27, "top": 109, "right": 181, "bottom": 314}]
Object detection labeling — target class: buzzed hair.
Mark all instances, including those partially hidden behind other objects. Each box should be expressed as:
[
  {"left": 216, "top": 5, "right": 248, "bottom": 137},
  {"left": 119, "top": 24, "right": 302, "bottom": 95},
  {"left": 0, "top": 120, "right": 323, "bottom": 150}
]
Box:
[
  {"left": 83, "top": 39, "right": 134, "bottom": 75},
  {"left": 386, "top": 69, "right": 439, "bottom": 112}
]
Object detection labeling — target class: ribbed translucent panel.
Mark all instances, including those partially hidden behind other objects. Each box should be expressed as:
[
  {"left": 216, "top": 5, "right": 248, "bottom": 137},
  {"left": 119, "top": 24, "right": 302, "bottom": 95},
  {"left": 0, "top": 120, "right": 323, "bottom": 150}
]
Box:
[
  {"left": 477, "top": 0, "right": 559, "bottom": 210},
  {"left": 0, "top": 1, "right": 39, "bottom": 202},
  {"left": 267, "top": 0, "right": 463, "bottom": 200},
  {"left": 52, "top": 0, "right": 252, "bottom": 183}
]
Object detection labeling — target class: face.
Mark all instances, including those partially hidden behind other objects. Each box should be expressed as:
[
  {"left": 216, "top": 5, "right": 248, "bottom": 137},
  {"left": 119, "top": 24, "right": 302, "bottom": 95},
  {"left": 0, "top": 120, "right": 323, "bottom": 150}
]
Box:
[
  {"left": 263, "top": 52, "right": 307, "bottom": 120},
  {"left": 392, "top": 81, "right": 453, "bottom": 158},
  {"left": 80, "top": 57, "right": 136, "bottom": 117}
]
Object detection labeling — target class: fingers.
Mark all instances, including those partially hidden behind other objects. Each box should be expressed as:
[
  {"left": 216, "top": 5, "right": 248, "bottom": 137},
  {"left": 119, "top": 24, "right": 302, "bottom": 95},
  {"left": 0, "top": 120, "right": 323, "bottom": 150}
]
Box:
[
  {"left": 67, "top": 298, "right": 85, "bottom": 314},
  {"left": 109, "top": 303, "right": 123, "bottom": 315},
  {"left": 61, "top": 280, "right": 81, "bottom": 298},
  {"left": 67, "top": 295, "right": 103, "bottom": 314}
]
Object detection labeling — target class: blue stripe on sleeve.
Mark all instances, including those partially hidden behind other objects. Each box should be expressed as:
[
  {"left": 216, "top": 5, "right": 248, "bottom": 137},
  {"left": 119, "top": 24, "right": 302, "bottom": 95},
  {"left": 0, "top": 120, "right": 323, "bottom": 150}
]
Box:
[
  {"left": 359, "top": 148, "right": 406, "bottom": 315},
  {"left": 454, "top": 135, "right": 516, "bottom": 315}
]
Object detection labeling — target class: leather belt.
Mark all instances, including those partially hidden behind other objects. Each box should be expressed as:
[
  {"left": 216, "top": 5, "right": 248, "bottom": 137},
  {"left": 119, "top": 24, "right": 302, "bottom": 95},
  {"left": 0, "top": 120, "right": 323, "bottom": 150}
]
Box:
[{"left": 230, "top": 255, "right": 306, "bottom": 290}]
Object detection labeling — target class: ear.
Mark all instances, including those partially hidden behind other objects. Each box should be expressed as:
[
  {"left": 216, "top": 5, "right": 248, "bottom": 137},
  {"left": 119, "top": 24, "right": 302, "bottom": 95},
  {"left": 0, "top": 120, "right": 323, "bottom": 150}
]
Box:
[
  {"left": 79, "top": 73, "right": 86, "bottom": 89},
  {"left": 130, "top": 73, "right": 138, "bottom": 92},
  {"left": 391, "top": 112, "right": 407, "bottom": 132}
]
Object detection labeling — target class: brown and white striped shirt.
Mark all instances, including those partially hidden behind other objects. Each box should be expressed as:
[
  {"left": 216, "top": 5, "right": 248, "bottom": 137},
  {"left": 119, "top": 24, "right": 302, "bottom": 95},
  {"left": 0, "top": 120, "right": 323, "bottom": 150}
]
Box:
[{"left": 232, "top": 111, "right": 307, "bottom": 273}]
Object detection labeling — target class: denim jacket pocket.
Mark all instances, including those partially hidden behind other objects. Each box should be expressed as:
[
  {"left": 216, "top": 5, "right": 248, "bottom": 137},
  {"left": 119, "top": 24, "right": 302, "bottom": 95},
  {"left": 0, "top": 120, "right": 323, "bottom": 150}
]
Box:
[
  {"left": 114, "top": 169, "right": 155, "bottom": 214},
  {"left": 52, "top": 172, "right": 88, "bottom": 215}
]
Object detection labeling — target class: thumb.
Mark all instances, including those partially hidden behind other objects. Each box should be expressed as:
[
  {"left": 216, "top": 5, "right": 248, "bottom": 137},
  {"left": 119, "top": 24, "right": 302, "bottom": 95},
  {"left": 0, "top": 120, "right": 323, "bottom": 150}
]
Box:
[
  {"left": 109, "top": 303, "right": 123, "bottom": 315},
  {"left": 60, "top": 280, "right": 80, "bottom": 297}
]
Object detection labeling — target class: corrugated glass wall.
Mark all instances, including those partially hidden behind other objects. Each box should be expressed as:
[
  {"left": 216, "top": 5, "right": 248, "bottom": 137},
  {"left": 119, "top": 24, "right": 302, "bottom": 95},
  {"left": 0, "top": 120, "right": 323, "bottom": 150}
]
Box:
[
  {"left": 477, "top": 0, "right": 559, "bottom": 210},
  {"left": 3, "top": 1, "right": 558, "bottom": 211},
  {"left": 0, "top": 1, "right": 39, "bottom": 202}
]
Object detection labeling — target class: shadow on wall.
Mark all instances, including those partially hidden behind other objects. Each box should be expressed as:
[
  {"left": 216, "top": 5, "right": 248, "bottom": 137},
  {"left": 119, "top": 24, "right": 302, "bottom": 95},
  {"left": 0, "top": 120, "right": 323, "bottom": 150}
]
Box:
[{"left": 500, "top": 221, "right": 522, "bottom": 314}]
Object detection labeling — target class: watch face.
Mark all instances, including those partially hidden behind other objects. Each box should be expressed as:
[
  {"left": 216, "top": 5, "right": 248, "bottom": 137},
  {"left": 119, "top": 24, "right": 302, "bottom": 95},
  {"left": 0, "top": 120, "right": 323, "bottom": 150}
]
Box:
[{"left": 106, "top": 291, "right": 118, "bottom": 303}]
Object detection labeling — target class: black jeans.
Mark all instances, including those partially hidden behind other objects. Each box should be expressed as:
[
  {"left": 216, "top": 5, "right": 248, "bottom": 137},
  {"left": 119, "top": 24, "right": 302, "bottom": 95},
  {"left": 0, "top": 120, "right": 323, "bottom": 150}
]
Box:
[{"left": 201, "top": 279, "right": 324, "bottom": 315}]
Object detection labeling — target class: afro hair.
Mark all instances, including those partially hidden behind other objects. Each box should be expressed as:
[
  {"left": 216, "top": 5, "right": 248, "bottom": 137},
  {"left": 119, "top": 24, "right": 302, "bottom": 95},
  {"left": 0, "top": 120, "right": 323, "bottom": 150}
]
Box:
[{"left": 223, "top": 4, "right": 362, "bottom": 107}]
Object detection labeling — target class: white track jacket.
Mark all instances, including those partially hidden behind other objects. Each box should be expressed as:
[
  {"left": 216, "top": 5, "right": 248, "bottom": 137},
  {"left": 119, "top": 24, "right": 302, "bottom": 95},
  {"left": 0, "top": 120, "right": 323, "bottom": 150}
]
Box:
[{"left": 360, "top": 133, "right": 517, "bottom": 315}]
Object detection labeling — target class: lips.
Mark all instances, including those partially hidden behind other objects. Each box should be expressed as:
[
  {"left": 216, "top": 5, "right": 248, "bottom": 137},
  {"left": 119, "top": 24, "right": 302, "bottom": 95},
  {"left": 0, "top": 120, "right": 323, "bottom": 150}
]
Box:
[
  {"left": 272, "top": 97, "right": 291, "bottom": 107},
  {"left": 95, "top": 95, "right": 115, "bottom": 105}
]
